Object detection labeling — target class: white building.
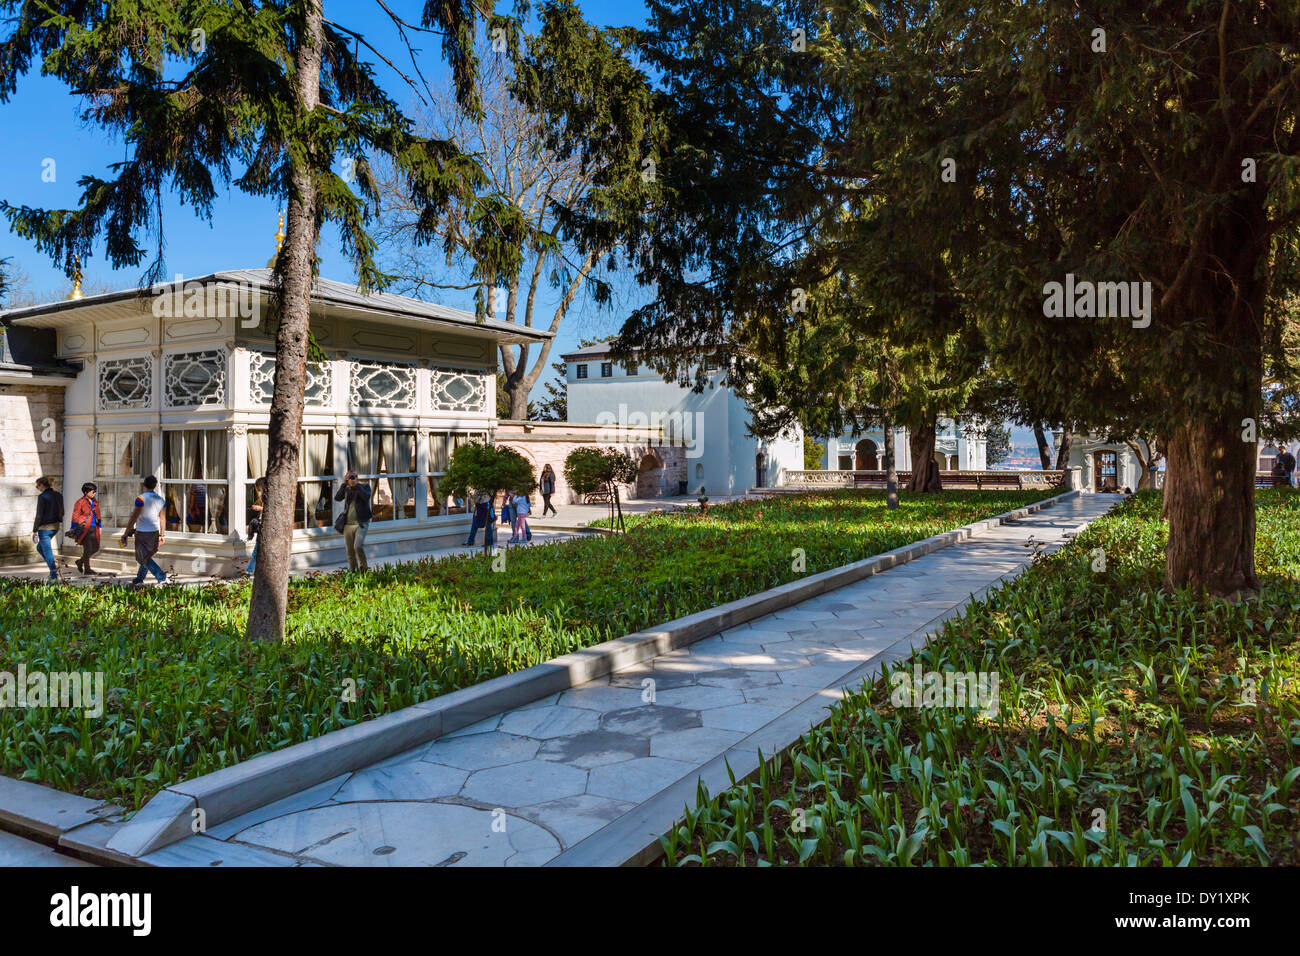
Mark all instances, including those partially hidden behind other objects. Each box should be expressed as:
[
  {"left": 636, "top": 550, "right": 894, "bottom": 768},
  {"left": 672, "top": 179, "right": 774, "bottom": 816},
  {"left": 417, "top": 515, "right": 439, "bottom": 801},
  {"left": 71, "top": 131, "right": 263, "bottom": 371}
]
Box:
[
  {"left": 819, "top": 418, "right": 988, "bottom": 473},
  {"left": 561, "top": 342, "right": 804, "bottom": 494},
  {"left": 0, "top": 269, "right": 548, "bottom": 573}
]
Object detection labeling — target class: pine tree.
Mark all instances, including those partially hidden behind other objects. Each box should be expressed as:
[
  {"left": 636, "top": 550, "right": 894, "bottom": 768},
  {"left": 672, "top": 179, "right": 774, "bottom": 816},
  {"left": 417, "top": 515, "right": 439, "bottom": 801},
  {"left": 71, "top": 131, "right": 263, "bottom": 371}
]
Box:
[{"left": 0, "top": 0, "right": 523, "bottom": 639}]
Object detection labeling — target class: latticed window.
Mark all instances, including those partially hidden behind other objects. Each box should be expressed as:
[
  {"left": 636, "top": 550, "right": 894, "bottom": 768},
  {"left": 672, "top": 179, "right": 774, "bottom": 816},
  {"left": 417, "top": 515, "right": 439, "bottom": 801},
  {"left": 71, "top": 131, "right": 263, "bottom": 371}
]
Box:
[
  {"left": 164, "top": 349, "right": 227, "bottom": 408},
  {"left": 248, "top": 350, "right": 331, "bottom": 406},
  {"left": 349, "top": 359, "right": 416, "bottom": 409},
  {"left": 98, "top": 356, "right": 153, "bottom": 410},
  {"left": 429, "top": 367, "right": 489, "bottom": 413}
]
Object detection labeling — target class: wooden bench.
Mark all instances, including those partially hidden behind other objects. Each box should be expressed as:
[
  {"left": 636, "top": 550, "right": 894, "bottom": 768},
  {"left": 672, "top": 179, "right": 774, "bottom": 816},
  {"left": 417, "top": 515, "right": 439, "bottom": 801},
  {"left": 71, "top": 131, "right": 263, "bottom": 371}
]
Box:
[{"left": 1256, "top": 473, "right": 1292, "bottom": 489}]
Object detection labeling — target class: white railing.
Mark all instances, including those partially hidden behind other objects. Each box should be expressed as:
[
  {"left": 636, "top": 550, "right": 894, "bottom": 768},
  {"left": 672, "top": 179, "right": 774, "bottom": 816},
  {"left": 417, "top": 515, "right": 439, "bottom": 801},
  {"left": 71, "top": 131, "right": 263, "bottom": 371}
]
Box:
[{"left": 781, "top": 469, "right": 1067, "bottom": 491}]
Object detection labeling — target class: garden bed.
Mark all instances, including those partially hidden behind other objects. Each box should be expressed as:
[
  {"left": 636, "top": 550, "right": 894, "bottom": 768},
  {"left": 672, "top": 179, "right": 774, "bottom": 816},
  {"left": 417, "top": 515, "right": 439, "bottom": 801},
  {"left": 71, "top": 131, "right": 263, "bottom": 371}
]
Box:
[
  {"left": 660, "top": 490, "right": 1300, "bottom": 866},
  {"left": 0, "top": 489, "right": 1053, "bottom": 808}
]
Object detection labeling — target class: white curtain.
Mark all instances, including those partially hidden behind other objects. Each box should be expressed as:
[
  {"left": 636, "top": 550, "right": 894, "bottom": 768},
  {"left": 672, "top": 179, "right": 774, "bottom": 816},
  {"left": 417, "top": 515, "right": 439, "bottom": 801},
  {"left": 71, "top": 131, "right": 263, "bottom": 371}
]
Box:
[
  {"left": 301, "top": 430, "right": 331, "bottom": 526},
  {"left": 164, "top": 432, "right": 187, "bottom": 528},
  {"left": 246, "top": 430, "right": 269, "bottom": 479}
]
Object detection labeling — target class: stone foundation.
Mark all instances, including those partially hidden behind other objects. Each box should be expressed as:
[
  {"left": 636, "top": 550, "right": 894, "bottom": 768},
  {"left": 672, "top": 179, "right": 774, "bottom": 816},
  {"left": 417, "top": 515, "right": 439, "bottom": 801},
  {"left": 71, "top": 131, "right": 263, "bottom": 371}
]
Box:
[{"left": 0, "top": 385, "right": 66, "bottom": 564}]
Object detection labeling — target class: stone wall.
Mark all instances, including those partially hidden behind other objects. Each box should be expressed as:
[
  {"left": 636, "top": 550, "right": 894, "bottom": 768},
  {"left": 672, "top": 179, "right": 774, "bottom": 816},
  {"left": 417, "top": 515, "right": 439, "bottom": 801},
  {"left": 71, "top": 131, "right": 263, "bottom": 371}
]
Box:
[
  {"left": 0, "top": 384, "right": 66, "bottom": 563},
  {"left": 495, "top": 420, "right": 687, "bottom": 505}
]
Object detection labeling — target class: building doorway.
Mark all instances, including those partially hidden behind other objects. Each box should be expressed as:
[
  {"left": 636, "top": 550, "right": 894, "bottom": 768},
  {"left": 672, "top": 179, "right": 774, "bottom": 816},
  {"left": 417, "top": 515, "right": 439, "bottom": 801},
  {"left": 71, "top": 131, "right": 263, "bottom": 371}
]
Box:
[
  {"left": 1094, "top": 450, "right": 1119, "bottom": 492},
  {"left": 855, "top": 439, "right": 879, "bottom": 470},
  {"left": 754, "top": 451, "right": 767, "bottom": 488},
  {"left": 635, "top": 452, "right": 664, "bottom": 499}
]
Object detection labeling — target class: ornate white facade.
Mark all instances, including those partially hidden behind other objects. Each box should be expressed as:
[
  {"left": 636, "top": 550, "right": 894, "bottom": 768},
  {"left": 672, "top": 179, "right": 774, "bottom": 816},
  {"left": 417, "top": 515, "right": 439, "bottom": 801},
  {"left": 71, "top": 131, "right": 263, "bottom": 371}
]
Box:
[{"left": 1, "top": 269, "right": 549, "bottom": 574}]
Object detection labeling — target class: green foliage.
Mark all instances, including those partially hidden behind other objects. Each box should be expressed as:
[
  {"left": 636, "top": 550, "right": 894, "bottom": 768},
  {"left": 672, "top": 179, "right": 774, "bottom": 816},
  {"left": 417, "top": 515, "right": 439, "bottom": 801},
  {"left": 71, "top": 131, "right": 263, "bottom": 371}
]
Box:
[
  {"left": 0, "top": 489, "right": 1051, "bottom": 806},
  {"left": 984, "top": 424, "right": 1012, "bottom": 468},
  {"left": 663, "top": 492, "right": 1300, "bottom": 867},
  {"left": 563, "top": 445, "right": 637, "bottom": 497},
  {"left": 803, "top": 435, "right": 825, "bottom": 470},
  {"left": 442, "top": 441, "right": 536, "bottom": 503},
  {"left": 0, "top": 0, "right": 511, "bottom": 293}
]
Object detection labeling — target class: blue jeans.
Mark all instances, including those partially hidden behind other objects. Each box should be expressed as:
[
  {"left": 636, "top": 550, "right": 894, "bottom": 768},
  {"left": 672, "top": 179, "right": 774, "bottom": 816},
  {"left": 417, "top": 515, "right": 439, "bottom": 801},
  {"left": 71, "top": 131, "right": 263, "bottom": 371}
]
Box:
[
  {"left": 247, "top": 538, "right": 259, "bottom": 576},
  {"left": 36, "top": 529, "right": 58, "bottom": 578},
  {"left": 466, "top": 512, "right": 497, "bottom": 547}
]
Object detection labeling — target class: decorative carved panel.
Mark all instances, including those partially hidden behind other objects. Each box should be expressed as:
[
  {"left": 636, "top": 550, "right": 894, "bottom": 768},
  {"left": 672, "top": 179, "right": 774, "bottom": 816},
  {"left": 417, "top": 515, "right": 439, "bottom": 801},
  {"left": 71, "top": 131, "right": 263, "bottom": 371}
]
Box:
[
  {"left": 349, "top": 359, "right": 416, "bottom": 409},
  {"left": 163, "top": 349, "right": 227, "bottom": 408},
  {"left": 98, "top": 356, "right": 153, "bottom": 410}
]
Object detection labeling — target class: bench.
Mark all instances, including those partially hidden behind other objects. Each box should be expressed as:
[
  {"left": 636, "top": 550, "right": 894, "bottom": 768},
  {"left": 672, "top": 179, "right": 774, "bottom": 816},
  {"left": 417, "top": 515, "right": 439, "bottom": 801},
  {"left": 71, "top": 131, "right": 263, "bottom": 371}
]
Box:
[
  {"left": 1256, "top": 473, "right": 1292, "bottom": 489},
  {"left": 583, "top": 489, "right": 613, "bottom": 504}
]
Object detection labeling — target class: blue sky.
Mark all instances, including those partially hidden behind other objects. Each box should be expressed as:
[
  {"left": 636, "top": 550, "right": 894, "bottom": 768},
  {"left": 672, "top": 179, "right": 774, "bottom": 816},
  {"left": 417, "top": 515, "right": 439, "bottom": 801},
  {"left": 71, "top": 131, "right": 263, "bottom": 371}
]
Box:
[{"left": 0, "top": 0, "right": 650, "bottom": 395}]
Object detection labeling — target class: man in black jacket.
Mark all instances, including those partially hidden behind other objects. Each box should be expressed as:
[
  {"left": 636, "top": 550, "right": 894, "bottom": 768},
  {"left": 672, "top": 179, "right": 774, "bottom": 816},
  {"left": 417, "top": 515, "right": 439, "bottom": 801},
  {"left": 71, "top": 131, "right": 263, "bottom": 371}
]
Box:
[
  {"left": 32, "top": 476, "right": 64, "bottom": 580},
  {"left": 334, "top": 471, "right": 373, "bottom": 571}
]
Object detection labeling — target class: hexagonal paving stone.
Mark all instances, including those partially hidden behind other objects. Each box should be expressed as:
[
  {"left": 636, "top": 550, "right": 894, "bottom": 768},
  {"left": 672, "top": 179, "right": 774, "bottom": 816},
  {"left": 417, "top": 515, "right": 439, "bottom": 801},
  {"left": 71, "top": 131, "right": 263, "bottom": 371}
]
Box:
[
  {"left": 742, "top": 682, "right": 818, "bottom": 708},
  {"left": 460, "top": 759, "right": 589, "bottom": 807},
  {"left": 608, "top": 668, "right": 698, "bottom": 690},
  {"left": 498, "top": 705, "right": 601, "bottom": 740},
  {"left": 599, "top": 705, "right": 701, "bottom": 736},
  {"left": 235, "top": 801, "right": 560, "bottom": 866},
  {"left": 332, "top": 760, "right": 469, "bottom": 802},
  {"left": 586, "top": 756, "right": 697, "bottom": 803},
  {"left": 698, "top": 667, "right": 782, "bottom": 690},
  {"left": 537, "top": 730, "right": 649, "bottom": 769},
  {"left": 700, "top": 702, "right": 787, "bottom": 733},
  {"left": 513, "top": 793, "right": 635, "bottom": 848},
  {"left": 727, "top": 650, "right": 812, "bottom": 672},
  {"left": 651, "top": 684, "right": 745, "bottom": 711},
  {"left": 557, "top": 684, "right": 650, "bottom": 713},
  {"left": 421, "top": 732, "right": 541, "bottom": 771},
  {"left": 649, "top": 726, "right": 745, "bottom": 763}
]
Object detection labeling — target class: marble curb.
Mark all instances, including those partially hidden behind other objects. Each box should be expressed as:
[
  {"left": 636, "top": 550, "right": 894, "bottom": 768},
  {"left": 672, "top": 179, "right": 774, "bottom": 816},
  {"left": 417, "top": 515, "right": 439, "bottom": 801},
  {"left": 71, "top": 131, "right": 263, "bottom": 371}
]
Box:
[
  {"left": 546, "top": 509, "right": 1097, "bottom": 867},
  {"left": 91, "top": 488, "right": 1079, "bottom": 861},
  {"left": 0, "top": 775, "right": 128, "bottom": 865}
]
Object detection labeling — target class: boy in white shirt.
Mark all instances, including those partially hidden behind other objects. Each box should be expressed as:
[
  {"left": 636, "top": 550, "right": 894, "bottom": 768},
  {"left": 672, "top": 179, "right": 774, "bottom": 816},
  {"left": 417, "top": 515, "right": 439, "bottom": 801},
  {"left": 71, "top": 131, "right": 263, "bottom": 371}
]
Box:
[{"left": 121, "top": 476, "right": 168, "bottom": 585}]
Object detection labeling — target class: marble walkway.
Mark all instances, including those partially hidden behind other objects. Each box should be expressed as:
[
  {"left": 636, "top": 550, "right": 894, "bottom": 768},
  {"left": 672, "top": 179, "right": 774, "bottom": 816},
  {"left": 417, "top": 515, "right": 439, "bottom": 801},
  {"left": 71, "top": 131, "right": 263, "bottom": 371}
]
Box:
[{"left": 142, "top": 493, "right": 1121, "bottom": 867}]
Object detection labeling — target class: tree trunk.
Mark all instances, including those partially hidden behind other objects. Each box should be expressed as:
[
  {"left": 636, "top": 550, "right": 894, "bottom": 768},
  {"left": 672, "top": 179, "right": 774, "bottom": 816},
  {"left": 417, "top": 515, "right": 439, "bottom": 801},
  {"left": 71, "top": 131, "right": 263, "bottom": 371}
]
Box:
[
  {"left": 613, "top": 484, "right": 624, "bottom": 532},
  {"left": 1054, "top": 423, "right": 1073, "bottom": 471},
  {"left": 1162, "top": 191, "right": 1267, "bottom": 599},
  {"left": 1163, "top": 419, "right": 1258, "bottom": 598},
  {"left": 245, "top": 0, "right": 323, "bottom": 643},
  {"left": 1032, "top": 421, "right": 1052, "bottom": 469},
  {"left": 882, "top": 416, "right": 898, "bottom": 509},
  {"left": 907, "top": 419, "right": 943, "bottom": 492}
]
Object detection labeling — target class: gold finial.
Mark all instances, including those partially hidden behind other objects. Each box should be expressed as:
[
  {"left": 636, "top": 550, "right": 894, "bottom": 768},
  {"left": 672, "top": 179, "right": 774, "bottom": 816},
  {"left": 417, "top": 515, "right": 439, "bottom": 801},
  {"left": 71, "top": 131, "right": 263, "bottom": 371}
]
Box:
[
  {"left": 68, "top": 257, "right": 83, "bottom": 300},
  {"left": 274, "top": 212, "right": 285, "bottom": 252}
]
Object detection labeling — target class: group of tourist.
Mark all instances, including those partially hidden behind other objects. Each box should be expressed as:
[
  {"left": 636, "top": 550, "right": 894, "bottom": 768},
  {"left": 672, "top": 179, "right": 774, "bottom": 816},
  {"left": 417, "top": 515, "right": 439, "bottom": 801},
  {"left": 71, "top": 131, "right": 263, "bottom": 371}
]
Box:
[
  {"left": 28, "top": 461, "right": 565, "bottom": 583},
  {"left": 30, "top": 475, "right": 167, "bottom": 585}
]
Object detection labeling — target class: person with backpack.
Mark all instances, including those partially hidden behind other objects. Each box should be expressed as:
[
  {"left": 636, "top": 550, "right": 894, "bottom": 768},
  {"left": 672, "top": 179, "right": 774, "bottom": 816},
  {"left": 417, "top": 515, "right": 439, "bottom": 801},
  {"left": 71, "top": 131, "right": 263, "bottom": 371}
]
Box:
[
  {"left": 121, "top": 476, "right": 167, "bottom": 586},
  {"left": 32, "top": 476, "right": 64, "bottom": 581},
  {"left": 334, "top": 471, "right": 373, "bottom": 571},
  {"left": 69, "top": 482, "right": 102, "bottom": 575}
]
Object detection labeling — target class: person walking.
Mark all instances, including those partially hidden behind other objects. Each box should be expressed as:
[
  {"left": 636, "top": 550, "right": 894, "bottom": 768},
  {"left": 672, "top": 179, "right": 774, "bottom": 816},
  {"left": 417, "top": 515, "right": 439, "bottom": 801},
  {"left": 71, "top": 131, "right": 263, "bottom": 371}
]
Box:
[
  {"left": 510, "top": 490, "right": 532, "bottom": 543},
  {"left": 70, "top": 482, "right": 102, "bottom": 575},
  {"left": 245, "top": 476, "right": 267, "bottom": 577},
  {"left": 121, "top": 476, "right": 167, "bottom": 586},
  {"left": 465, "top": 493, "right": 496, "bottom": 549},
  {"left": 539, "top": 464, "right": 558, "bottom": 517},
  {"left": 32, "top": 476, "right": 64, "bottom": 581},
  {"left": 334, "top": 471, "right": 373, "bottom": 571},
  {"left": 1281, "top": 449, "right": 1297, "bottom": 488},
  {"left": 499, "top": 490, "right": 514, "bottom": 532}
]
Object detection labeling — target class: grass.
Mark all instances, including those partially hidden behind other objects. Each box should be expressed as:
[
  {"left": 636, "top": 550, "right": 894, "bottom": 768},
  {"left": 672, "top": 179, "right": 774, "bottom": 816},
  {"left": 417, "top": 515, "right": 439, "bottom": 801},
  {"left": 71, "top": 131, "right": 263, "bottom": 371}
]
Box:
[
  {"left": 0, "top": 488, "right": 1052, "bottom": 808},
  {"left": 659, "top": 490, "right": 1300, "bottom": 866}
]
